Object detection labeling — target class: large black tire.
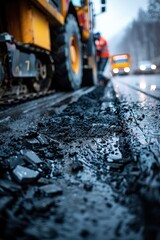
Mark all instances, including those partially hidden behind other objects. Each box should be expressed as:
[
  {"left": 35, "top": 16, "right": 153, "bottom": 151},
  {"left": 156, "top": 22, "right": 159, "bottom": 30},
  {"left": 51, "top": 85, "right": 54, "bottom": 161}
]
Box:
[
  {"left": 53, "top": 14, "right": 82, "bottom": 90},
  {"left": 82, "top": 36, "right": 98, "bottom": 86}
]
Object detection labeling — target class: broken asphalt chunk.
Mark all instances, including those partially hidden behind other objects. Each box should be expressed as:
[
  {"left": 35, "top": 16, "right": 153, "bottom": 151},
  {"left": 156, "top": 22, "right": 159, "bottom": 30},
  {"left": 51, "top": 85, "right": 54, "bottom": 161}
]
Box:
[
  {"left": 33, "top": 197, "right": 55, "bottom": 211},
  {"left": 20, "top": 150, "right": 42, "bottom": 165},
  {"left": 25, "top": 138, "right": 40, "bottom": 148},
  {"left": 0, "top": 179, "right": 21, "bottom": 193},
  {"left": 13, "top": 165, "right": 39, "bottom": 184},
  {"left": 84, "top": 182, "right": 93, "bottom": 191},
  {"left": 39, "top": 184, "right": 63, "bottom": 196},
  {"left": 106, "top": 162, "right": 125, "bottom": 170},
  {"left": 0, "top": 196, "right": 13, "bottom": 211},
  {"left": 37, "top": 134, "right": 49, "bottom": 146},
  {"left": 71, "top": 160, "right": 83, "bottom": 172},
  {"left": 9, "top": 155, "right": 25, "bottom": 169}
]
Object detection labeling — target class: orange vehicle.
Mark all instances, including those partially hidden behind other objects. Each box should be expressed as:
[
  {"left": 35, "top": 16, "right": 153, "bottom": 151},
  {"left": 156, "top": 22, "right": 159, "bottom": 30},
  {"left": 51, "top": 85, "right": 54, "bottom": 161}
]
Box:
[
  {"left": 110, "top": 53, "right": 131, "bottom": 76},
  {"left": 0, "top": 0, "right": 106, "bottom": 98}
]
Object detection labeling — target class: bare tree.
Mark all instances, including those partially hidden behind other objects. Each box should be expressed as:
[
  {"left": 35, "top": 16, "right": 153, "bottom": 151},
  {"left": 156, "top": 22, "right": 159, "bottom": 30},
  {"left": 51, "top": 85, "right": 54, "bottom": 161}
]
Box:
[
  {"left": 148, "top": 0, "right": 160, "bottom": 22},
  {"left": 115, "top": 1, "right": 160, "bottom": 67}
]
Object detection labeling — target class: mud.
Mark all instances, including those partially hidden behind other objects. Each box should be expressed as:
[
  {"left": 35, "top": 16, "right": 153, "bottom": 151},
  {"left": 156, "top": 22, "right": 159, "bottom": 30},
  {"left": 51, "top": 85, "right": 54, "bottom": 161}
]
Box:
[{"left": 0, "top": 82, "right": 159, "bottom": 240}]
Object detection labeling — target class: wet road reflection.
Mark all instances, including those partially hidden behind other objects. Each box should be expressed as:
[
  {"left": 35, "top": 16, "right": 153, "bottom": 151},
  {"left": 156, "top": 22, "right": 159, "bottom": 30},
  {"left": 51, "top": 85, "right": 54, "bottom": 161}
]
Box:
[
  {"left": 112, "top": 74, "right": 160, "bottom": 101},
  {"left": 112, "top": 73, "right": 160, "bottom": 150}
]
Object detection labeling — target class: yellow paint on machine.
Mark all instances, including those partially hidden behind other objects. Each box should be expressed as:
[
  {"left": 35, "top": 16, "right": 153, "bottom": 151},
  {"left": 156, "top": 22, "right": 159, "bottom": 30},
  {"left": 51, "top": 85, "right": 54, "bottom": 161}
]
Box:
[
  {"left": 30, "top": 0, "right": 64, "bottom": 26},
  {"left": 5, "top": 0, "right": 65, "bottom": 50},
  {"left": 19, "top": 1, "right": 50, "bottom": 50},
  {"left": 21, "top": 6, "right": 51, "bottom": 50}
]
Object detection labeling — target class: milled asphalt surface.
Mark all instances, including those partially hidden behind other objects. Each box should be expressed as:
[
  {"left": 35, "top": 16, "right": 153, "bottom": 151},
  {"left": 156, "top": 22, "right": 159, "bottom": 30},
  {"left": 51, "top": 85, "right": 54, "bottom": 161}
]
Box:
[{"left": 0, "top": 79, "right": 159, "bottom": 240}]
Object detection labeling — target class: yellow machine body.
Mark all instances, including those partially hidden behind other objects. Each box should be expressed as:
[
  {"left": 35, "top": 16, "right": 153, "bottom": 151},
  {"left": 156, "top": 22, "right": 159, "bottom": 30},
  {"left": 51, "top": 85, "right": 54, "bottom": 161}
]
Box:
[
  {"left": 0, "top": 0, "right": 106, "bottom": 94},
  {"left": 3, "top": 0, "right": 66, "bottom": 50},
  {"left": 1, "top": 0, "right": 92, "bottom": 50}
]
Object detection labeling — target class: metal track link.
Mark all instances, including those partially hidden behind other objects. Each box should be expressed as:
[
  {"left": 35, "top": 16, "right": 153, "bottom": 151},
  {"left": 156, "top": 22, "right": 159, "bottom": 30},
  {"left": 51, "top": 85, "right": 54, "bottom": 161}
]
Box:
[{"left": 0, "top": 38, "right": 55, "bottom": 106}]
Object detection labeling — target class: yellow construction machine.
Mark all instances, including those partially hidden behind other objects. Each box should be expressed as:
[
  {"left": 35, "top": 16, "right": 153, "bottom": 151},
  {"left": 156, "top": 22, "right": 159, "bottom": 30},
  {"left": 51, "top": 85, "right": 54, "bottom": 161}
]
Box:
[{"left": 0, "top": 0, "right": 106, "bottom": 98}]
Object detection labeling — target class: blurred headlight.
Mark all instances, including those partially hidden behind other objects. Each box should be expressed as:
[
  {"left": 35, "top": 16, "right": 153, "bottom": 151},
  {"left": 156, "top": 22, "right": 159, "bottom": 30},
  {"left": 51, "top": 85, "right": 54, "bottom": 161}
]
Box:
[
  {"left": 140, "top": 82, "right": 146, "bottom": 90},
  {"left": 151, "top": 64, "right": 156, "bottom": 70},
  {"left": 113, "top": 68, "right": 119, "bottom": 74},
  {"left": 150, "top": 85, "right": 156, "bottom": 91},
  {"left": 124, "top": 67, "right": 130, "bottom": 73},
  {"left": 140, "top": 65, "right": 146, "bottom": 71}
]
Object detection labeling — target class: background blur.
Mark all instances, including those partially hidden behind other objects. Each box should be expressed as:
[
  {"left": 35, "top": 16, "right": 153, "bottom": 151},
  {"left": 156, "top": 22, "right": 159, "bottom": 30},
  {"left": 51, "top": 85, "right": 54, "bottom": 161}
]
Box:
[{"left": 95, "top": 0, "right": 160, "bottom": 70}]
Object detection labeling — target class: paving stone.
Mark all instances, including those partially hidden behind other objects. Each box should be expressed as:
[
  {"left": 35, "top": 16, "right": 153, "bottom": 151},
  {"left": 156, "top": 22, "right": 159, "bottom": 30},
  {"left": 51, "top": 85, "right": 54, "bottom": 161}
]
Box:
[{"left": 13, "top": 165, "right": 39, "bottom": 184}]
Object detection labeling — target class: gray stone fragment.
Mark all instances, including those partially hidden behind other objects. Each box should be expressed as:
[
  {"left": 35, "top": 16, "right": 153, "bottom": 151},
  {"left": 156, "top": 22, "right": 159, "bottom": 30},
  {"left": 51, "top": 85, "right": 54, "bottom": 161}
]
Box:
[
  {"left": 37, "top": 134, "right": 49, "bottom": 146},
  {"left": 39, "top": 184, "right": 63, "bottom": 196},
  {"left": 13, "top": 165, "right": 39, "bottom": 184},
  {"left": 84, "top": 182, "right": 93, "bottom": 191},
  {"left": 26, "top": 138, "right": 40, "bottom": 148},
  {"left": 0, "top": 196, "right": 12, "bottom": 211},
  {"left": 20, "top": 150, "right": 42, "bottom": 165},
  {"left": 9, "top": 155, "right": 25, "bottom": 169},
  {"left": 33, "top": 198, "right": 55, "bottom": 211},
  {"left": 0, "top": 179, "right": 21, "bottom": 192},
  {"left": 71, "top": 160, "right": 83, "bottom": 172}
]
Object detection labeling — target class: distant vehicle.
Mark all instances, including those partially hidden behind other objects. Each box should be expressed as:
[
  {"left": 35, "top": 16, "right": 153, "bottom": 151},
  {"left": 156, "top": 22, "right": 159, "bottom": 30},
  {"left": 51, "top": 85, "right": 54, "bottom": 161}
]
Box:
[
  {"left": 110, "top": 53, "right": 131, "bottom": 76},
  {"left": 134, "top": 60, "right": 157, "bottom": 74}
]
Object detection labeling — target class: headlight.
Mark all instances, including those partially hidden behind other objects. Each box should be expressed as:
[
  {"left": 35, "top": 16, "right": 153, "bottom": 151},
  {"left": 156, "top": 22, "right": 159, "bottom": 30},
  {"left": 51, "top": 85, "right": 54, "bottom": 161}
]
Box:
[
  {"left": 113, "top": 68, "right": 119, "bottom": 74},
  {"left": 140, "top": 65, "right": 146, "bottom": 71},
  {"left": 124, "top": 67, "right": 130, "bottom": 73},
  {"left": 151, "top": 64, "right": 156, "bottom": 70}
]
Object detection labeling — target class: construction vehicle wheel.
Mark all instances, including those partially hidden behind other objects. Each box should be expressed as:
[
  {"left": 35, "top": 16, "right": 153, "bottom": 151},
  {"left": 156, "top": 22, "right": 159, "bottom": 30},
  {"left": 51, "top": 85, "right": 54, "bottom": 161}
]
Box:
[{"left": 53, "top": 14, "right": 82, "bottom": 90}]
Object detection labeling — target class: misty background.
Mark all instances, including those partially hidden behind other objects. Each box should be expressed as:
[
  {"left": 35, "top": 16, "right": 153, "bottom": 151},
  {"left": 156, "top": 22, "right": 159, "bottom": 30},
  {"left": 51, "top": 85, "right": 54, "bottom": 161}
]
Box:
[{"left": 107, "top": 0, "right": 160, "bottom": 69}]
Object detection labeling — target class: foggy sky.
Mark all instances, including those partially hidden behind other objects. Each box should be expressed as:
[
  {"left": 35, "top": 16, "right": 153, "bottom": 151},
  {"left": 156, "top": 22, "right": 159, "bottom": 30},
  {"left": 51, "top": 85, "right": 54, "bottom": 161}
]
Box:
[{"left": 94, "top": 0, "right": 148, "bottom": 40}]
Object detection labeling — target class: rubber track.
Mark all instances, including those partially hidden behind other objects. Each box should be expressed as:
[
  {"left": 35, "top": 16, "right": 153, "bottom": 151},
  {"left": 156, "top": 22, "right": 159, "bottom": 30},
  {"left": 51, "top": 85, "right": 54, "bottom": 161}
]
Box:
[
  {"left": 0, "top": 89, "right": 56, "bottom": 106},
  {"left": 0, "top": 42, "right": 55, "bottom": 105}
]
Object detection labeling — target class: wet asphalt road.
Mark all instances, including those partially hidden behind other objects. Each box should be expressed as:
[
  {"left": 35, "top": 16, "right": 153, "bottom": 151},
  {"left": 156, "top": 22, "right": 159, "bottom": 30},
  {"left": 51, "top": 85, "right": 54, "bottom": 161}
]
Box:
[
  {"left": 0, "top": 75, "right": 160, "bottom": 240},
  {"left": 112, "top": 73, "right": 160, "bottom": 240},
  {"left": 113, "top": 74, "right": 160, "bottom": 100},
  {"left": 112, "top": 74, "right": 160, "bottom": 145}
]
